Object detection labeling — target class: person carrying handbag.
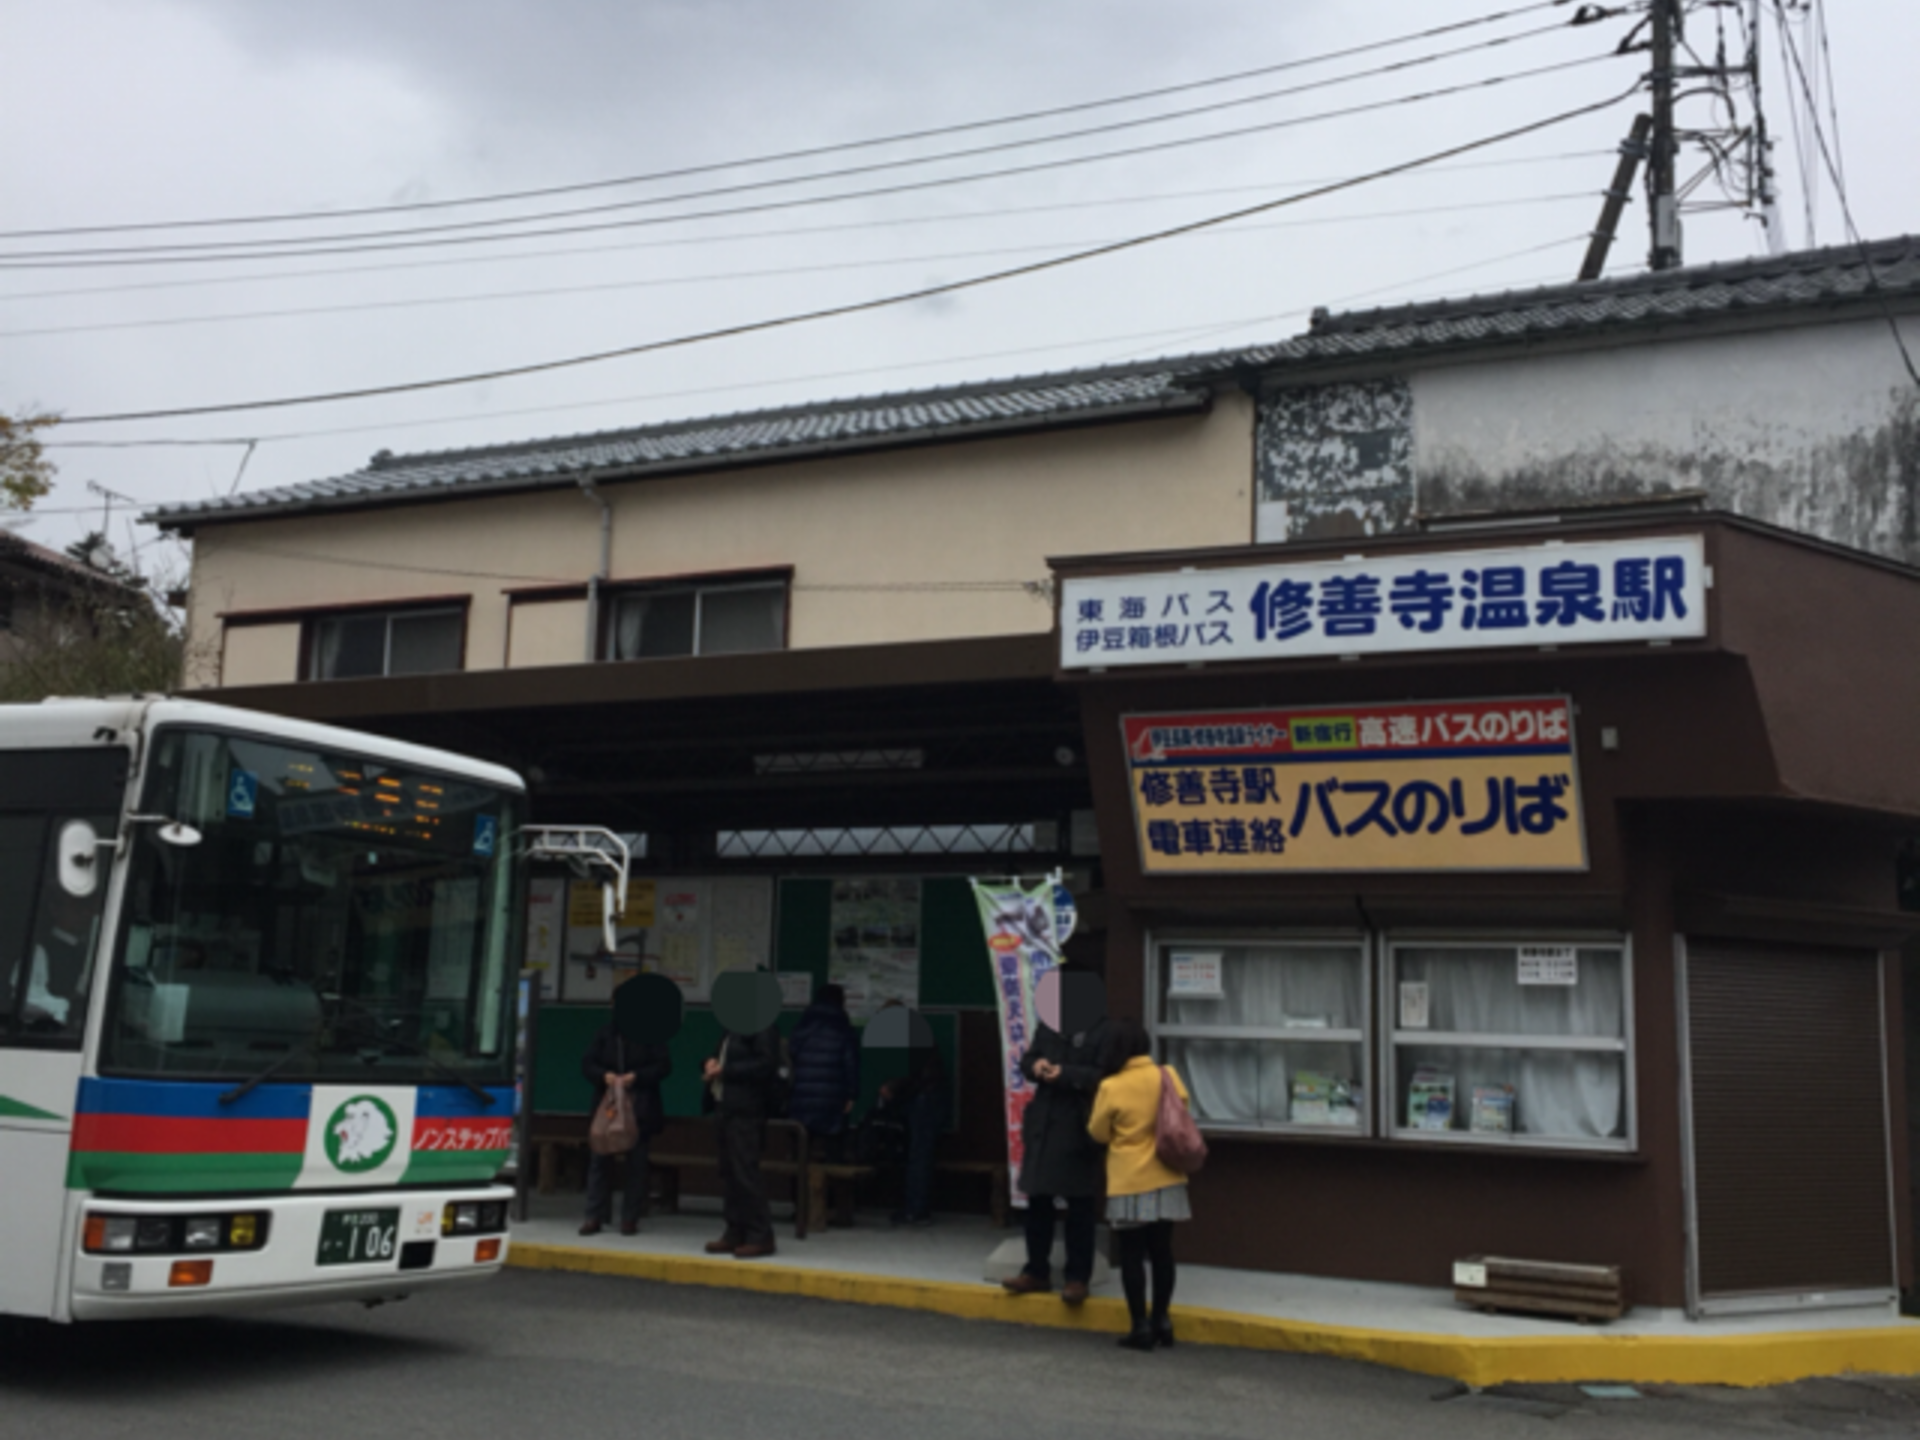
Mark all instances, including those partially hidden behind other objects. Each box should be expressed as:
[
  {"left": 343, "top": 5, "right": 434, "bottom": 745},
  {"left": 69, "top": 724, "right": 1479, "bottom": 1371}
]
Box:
[
  {"left": 1087, "top": 1018, "right": 1200, "bottom": 1352},
  {"left": 580, "top": 1018, "right": 672, "bottom": 1236}
]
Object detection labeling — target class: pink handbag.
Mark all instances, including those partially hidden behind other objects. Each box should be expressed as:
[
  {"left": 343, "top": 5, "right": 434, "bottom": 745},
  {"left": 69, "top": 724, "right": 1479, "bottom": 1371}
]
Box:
[{"left": 1153, "top": 1066, "right": 1207, "bottom": 1175}]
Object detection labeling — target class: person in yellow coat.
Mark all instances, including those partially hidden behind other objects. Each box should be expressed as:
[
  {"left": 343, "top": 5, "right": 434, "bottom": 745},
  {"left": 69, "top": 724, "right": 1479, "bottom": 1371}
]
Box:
[{"left": 1087, "top": 1019, "right": 1191, "bottom": 1351}]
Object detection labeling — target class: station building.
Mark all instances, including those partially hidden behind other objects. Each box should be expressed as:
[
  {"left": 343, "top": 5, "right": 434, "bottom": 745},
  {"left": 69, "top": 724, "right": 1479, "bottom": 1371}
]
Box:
[{"left": 155, "top": 236, "right": 1920, "bottom": 1317}]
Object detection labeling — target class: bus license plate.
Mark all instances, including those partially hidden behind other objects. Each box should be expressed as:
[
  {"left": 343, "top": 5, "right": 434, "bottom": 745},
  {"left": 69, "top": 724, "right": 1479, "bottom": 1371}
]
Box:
[{"left": 317, "top": 1208, "right": 400, "bottom": 1267}]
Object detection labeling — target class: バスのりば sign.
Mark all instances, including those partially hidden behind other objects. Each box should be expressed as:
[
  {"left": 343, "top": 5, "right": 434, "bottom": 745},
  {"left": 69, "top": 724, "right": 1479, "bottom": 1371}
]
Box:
[{"left": 1123, "top": 696, "right": 1586, "bottom": 874}]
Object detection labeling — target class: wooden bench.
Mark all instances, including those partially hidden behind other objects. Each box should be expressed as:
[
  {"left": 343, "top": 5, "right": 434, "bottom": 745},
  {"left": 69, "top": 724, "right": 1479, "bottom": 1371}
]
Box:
[
  {"left": 647, "top": 1119, "right": 813, "bottom": 1239},
  {"left": 803, "top": 1157, "right": 1010, "bottom": 1230},
  {"left": 936, "top": 1160, "right": 1010, "bottom": 1227},
  {"left": 807, "top": 1163, "right": 878, "bottom": 1232},
  {"left": 1452, "top": 1255, "right": 1629, "bottom": 1322}
]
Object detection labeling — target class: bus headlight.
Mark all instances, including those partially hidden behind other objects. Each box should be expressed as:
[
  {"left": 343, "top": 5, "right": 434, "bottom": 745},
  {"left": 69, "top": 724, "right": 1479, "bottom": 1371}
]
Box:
[
  {"left": 229, "top": 1214, "right": 259, "bottom": 1248},
  {"left": 441, "top": 1202, "right": 507, "bottom": 1236},
  {"left": 184, "top": 1219, "right": 222, "bottom": 1250},
  {"left": 135, "top": 1218, "right": 172, "bottom": 1251},
  {"left": 85, "top": 1217, "right": 137, "bottom": 1253}
]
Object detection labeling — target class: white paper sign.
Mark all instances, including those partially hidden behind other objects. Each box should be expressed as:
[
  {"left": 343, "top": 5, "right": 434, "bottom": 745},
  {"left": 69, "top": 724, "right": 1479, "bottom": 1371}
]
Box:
[
  {"left": 1061, "top": 534, "right": 1707, "bottom": 669},
  {"left": 1167, "top": 951, "right": 1224, "bottom": 998},
  {"left": 1517, "top": 945, "right": 1579, "bottom": 985},
  {"left": 1398, "top": 981, "right": 1430, "bottom": 1030},
  {"left": 776, "top": 972, "right": 814, "bottom": 1008},
  {"left": 1453, "top": 1261, "right": 1489, "bottom": 1289}
]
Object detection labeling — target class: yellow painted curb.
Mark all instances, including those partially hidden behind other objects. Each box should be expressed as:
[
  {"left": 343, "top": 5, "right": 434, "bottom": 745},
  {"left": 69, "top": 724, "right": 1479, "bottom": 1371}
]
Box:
[{"left": 509, "top": 1242, "right": 1920, "bottom": 1388}]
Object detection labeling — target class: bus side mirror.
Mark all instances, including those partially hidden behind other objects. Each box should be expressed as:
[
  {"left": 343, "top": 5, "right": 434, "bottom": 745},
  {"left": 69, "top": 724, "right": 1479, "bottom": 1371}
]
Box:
[{"left": 57, "top": 820, "right": 102, "bottom": 898}]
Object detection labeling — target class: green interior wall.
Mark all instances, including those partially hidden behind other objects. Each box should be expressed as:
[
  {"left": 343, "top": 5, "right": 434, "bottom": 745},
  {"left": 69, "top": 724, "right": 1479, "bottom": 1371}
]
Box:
[{"left": 530, "top": 877, "right": 988, "bottom": 1121}]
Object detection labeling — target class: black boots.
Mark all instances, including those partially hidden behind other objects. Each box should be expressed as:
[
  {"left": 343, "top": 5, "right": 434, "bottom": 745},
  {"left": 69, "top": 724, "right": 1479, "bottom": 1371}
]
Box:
[
  {"left": 1117, "top": 1323, "right": 1156, "bottom": 1351},
  {"left": 1152, "top": 1314, "right": 1175, "bottom": 1348}
]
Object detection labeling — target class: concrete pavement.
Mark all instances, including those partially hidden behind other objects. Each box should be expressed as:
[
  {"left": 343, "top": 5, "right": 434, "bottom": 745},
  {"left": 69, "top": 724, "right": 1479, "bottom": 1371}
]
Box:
[{"left": 506, "top": 1194, "right": 1920, "bottom": 1388}]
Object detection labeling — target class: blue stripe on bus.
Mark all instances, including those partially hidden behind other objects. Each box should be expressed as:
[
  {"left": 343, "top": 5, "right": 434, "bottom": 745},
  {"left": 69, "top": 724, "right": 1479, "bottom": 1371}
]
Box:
[
  {"left": 416, "top": 1085, "right": 517, "bottom": 1119},
  {"left": 76, "top": 1077, "right": 312, "bottom": 1120}
]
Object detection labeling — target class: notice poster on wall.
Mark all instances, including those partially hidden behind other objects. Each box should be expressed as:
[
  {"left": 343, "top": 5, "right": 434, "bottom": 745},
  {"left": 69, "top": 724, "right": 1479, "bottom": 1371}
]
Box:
[
  {"left": 650, "top": 881, "right": 704, "bottom": 993},
  {"left": 828, "top": 878, "right": 921, "bottom": 1020},
  {"left": 563, "top": 877, "right": 654, "bottom": 1003},
  {"left": 1167, "top": 951, "right": 1224, "bottom": 999},
  {"left": 524, "top": 877, "right": 566, "bottom": 1000},
  {"left": 709, "top": 876, "right": 774, "bottom": 984}
]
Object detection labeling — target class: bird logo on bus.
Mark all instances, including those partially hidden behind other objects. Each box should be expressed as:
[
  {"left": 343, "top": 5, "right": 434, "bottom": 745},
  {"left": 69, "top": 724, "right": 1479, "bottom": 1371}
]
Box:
[{"left": 325, "top": 1096, "right": 399, "bottom": 1173}]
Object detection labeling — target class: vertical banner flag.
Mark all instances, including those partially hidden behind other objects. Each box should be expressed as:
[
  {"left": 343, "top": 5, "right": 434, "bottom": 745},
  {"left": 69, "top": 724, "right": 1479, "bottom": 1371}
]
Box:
[{"left": 970, "top": 877, "right": 1074, "bottom": 1209}]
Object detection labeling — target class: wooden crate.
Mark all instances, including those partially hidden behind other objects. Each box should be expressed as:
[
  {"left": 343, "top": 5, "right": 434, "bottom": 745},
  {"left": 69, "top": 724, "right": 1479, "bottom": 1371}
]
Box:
[{"left": 1452, "top": 1255, "right": 1628, "bottom": 1322}]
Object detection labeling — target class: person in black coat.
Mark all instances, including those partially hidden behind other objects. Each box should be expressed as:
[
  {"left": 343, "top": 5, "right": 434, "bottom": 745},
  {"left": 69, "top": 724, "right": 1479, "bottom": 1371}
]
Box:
[
  {"left": 881, "top": 1026, "right": 948, "bottom": 1227},
  {"left": 579, "top": 1020, "right": 672, "bottom": 1236},
  {"left": 785, "top": 985, "right": 860, "bottom": 1159},
  {"left": 1004, "top": 1002, "right": 1112, "bottom": 1305},
  {"left": 701, "top": 1022, "right": 783, "bottom": 1258}
]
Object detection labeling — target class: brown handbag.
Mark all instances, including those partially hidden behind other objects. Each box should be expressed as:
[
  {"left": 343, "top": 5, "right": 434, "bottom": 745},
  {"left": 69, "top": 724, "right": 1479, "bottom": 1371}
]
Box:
[
  {"left": 1153, "top": 1066, "right": 1207, "bottom": 1175},
  {"left": 588, "top": 1042, "right": 642, "bottom": 1155}
]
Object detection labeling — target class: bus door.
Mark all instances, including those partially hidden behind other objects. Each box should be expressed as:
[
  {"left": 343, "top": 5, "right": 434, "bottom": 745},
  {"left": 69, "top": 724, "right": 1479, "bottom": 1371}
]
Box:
[{"left": 0, "top": 753, "right": 122, "bottom": 1319}]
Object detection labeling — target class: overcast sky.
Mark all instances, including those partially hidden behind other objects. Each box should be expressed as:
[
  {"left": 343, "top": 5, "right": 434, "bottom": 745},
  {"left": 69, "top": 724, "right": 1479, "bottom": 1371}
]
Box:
[{"left": 3, "top": 0, "right": 1913, "bottom": 575}]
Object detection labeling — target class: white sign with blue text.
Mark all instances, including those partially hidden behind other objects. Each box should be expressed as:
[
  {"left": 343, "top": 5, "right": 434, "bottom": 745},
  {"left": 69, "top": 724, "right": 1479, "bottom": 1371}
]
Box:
[{"left": 1060, "top": 535, "right": 1707, "bottom": 669}]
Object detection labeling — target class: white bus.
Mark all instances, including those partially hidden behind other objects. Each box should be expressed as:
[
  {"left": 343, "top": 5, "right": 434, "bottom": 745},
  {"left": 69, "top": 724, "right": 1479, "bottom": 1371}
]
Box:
[{"left": 0, "top": 697, "right": 534, "bottom": 1321}]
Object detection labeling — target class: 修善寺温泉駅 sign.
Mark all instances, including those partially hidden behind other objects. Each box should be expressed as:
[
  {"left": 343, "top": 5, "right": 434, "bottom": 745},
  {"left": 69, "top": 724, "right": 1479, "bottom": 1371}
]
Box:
[
  {"left": 1123, "top": 697, "right": 1585, "bottom": 874},
  {"left": 1060, "top": 535, "right": 1705, "bottom": 669}
]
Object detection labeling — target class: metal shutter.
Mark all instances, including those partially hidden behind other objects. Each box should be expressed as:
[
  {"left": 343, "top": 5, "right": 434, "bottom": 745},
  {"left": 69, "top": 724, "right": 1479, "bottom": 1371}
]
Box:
[{"left": 1685, "top": 940, "right": 1893, "bottom": 1306}]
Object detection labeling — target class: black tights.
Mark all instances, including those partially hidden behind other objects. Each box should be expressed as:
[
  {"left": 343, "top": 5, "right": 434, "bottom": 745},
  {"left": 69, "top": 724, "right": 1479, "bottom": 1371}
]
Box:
[{"left": 1114, "top": 1221, "right": 1176, "bottom": 1326}]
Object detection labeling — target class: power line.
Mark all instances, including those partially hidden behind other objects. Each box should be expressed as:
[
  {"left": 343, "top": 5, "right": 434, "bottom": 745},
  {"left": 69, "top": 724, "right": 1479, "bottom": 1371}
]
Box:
[
  {"left": 0, "top": 193, "right": 1598, "bottom": 340},
  {"left": 1771, "top": 3, "right": 1920, "bottom": 390},
  {"left": 0, "top": 1, "right": 1585, "bottom": 242},
  {"left": 1, "top": 53, "right": 1629, "bottom": 273},
  {"left": 0, "top": 21, "right": 1597, "bottom": 265},
  {"left": 0, "top": 151, "right": 1615, "bottom": 305},
  {"left": 53, "top": 90, "right": 1638, "bottom": 428},
  {"left": 39, "top": 230, "right": 1628, "bottom": 495}
]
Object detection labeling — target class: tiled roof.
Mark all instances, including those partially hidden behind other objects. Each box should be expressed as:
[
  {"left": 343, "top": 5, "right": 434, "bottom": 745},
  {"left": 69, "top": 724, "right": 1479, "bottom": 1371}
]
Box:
[
  {"left": 149, "top": 370, "right": 1206, "bottom": 530},
  {"left": 0, "top": 529, "right": 142, "bottom": 593},
  {"left": 1227, "top": 232, "right": 1920, "bottom": 369},
  {"left": 149, "top": 235, "right": 1920, "bottom": 531}
]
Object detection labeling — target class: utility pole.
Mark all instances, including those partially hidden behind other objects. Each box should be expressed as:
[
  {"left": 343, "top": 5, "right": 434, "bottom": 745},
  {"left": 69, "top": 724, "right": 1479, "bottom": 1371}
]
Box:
[
  {"left": 1580, "top": 114, "right": 1652, "bottom": 282},
  {"left": 1648, "top": 0, "right": 1681, "bottom": 270}
]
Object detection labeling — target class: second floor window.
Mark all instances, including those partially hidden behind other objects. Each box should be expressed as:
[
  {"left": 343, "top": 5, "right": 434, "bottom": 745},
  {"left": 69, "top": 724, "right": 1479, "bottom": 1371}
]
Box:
[
  {"left": 309, "top": 606, "right": 464, "bottom": 680},
  {"left": 606, "top": 580, "right": 786, "bottom": 660}
]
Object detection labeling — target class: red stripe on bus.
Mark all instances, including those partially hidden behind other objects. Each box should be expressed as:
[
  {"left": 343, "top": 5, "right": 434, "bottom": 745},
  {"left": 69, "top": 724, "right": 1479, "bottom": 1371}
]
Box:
[{"left": 70, "top": 1113, "right": 307, "bottom": 1155}]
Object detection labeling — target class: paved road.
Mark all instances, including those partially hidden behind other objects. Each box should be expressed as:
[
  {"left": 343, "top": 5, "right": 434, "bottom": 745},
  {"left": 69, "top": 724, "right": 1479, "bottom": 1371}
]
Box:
[{"left": 4, "top": 1271, "right": 1918, "bottom": 1439}]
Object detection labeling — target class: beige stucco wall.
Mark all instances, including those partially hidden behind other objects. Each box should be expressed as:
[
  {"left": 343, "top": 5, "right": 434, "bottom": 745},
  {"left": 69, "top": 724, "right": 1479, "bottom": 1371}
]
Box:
[
  {"left": 221, "top": 622, "right": 301, "bottom": 687},
  {"left": 507, "top": 598, "right": 588, "bottom": 669},
  {"left": 188, "top": 395, "right": 1254, "bottom": 686}
]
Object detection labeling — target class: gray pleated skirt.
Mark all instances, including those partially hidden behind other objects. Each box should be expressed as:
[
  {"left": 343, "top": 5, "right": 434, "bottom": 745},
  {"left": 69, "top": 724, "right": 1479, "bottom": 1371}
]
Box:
[{"left": 1106, "top": 1183, "right": 1192, "bottom": 1230}]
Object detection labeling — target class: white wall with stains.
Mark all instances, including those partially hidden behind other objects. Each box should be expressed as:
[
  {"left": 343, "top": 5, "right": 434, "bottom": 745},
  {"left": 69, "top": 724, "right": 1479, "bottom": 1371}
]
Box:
[{"left": 1409, "top": 316, "right": 1920, "bottom": 564}]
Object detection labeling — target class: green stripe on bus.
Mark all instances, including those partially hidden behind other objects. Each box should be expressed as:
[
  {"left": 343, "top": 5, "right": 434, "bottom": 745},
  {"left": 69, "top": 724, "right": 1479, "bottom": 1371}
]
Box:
[
  {"left": 0, "top": 1095, "right": 63, "bottom": 1121},
  {"left": 67, "top": 1151, "right": 305, "bottom": 1193},
  {"left": 399, "top": 1149, "right": 512, "bottom": 1186}
]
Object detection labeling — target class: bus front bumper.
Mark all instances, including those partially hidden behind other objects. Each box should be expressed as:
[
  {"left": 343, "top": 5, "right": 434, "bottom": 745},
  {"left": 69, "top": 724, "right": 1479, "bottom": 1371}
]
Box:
[{"left": 67, "top": 1186, "right": 512, "bottom": 1321}]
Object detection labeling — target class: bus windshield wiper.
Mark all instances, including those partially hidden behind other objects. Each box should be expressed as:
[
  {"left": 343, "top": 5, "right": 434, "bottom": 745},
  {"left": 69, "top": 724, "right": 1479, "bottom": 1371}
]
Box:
[
  {"left": 328, "top": 1010, "right": 496, "bottom": 1107},
  {"left": 219, "top": 1037, "right": 315, "bottom": 1106}
]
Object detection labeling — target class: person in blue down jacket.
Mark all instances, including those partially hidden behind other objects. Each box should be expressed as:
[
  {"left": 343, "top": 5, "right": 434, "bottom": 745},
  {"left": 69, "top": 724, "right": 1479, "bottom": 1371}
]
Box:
[{"left": 785, "top": 983, "right": 860, "bottom": 1161}]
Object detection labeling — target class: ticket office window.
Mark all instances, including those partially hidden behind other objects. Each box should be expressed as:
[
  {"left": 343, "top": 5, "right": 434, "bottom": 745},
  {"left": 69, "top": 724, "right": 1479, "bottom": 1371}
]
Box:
[
  {"left": 1152, "top": 938, "right": 1371, "bottom": 1136},
  {"left": 1386, "top": 939, "right": 1633, "bottom": 1151}
]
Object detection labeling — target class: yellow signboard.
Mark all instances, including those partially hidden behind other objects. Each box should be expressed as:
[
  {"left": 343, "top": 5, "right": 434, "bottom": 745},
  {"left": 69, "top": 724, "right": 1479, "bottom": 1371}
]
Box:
[
  {"left": 1124, "top": 698, "right": 1585, "bottom": 875},
  {"left": 568, "top": 877, "right": 656, "bottom": 929}
]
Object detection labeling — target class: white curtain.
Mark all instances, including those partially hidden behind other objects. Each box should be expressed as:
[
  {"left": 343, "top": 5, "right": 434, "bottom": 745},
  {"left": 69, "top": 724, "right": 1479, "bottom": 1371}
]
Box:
[
  {"left": 614, "top": 597, "right": 647, "bottom": 660},
  {"left": 1396, "top": 947, "right": 1625, "bottom": 1139},
  {"left": 1165, "top": 945, "right": 1363, "bottom": 1127},
  {"left": 313, "top": 619, "right": 345, "bottom": 679}
]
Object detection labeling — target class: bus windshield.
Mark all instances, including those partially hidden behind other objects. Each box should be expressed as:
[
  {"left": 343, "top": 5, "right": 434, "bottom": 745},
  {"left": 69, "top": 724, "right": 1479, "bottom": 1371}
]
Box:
[{"left": 102, "top": 727, "right": 522, "bottom": 1088}]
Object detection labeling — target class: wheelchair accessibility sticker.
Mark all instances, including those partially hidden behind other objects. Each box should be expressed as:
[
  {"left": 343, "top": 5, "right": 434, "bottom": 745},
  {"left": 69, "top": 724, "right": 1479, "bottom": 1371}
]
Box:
[
  {"left": 473, "top": 814, "right": 498, "bottom": 857},
  {"left": 227, "top": 770, "right": 258, "bottom": 819}
]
